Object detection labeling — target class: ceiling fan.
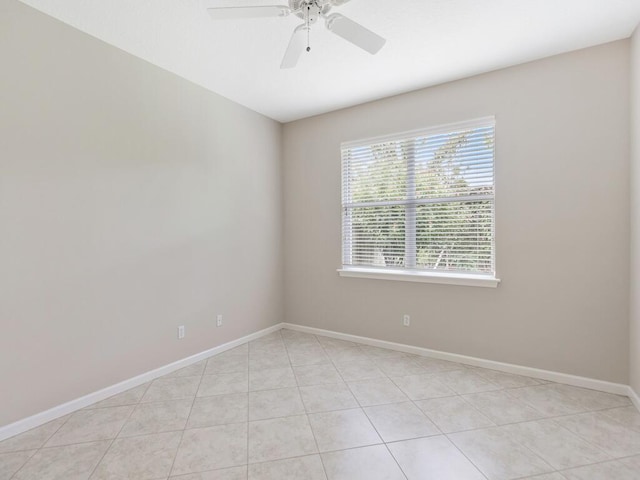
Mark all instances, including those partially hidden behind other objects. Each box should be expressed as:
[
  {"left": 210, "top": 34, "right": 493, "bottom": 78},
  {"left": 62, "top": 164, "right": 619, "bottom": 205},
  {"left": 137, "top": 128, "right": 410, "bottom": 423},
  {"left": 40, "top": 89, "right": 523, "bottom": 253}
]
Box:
[{"left": 206, "top": 0, "right": 386, "bottom": 69}]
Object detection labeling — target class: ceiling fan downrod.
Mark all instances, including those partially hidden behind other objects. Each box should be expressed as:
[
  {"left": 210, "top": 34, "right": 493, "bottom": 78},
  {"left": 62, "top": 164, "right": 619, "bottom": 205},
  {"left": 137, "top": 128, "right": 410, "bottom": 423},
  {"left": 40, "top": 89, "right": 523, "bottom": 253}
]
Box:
[{"left": 306, "top": 3, "right": 311, "bottom": 52}]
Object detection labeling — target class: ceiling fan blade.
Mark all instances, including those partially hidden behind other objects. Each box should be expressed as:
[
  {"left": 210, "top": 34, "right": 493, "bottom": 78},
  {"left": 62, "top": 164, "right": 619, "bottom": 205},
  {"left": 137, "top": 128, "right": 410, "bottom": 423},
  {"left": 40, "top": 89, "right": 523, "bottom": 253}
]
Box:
[
  {"left": 281, "top": 25, "right": 308, "bottom": 69},
  {"left": 325, "top": 13, "right": 385, "bottom": 54},
  {"left": 207, "top": 5, "right": 291, "bottom": 20}
]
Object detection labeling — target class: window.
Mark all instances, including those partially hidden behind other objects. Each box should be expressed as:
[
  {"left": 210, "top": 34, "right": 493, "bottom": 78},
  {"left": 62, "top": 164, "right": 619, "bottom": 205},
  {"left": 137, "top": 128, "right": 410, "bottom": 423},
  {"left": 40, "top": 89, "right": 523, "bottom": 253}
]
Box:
[{"left": 339, "top": 117, "right": 498, "bottom": 287}]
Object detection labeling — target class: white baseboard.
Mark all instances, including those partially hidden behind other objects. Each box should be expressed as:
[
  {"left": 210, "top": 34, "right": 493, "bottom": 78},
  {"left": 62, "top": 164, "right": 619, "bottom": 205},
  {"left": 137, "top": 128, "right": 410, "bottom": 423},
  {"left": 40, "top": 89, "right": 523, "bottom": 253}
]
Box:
[
  {"left": 0, "top": 323, "right": 284, "bottom": 442},
  {"left": 629, "top": 386, "right": 640, "bottom": 411},
  {"left": 2, "top": 321, "right": 636, "bottom": 443},
  {"left": 282, "top": 323, "right": 631, "bottom": 397}
]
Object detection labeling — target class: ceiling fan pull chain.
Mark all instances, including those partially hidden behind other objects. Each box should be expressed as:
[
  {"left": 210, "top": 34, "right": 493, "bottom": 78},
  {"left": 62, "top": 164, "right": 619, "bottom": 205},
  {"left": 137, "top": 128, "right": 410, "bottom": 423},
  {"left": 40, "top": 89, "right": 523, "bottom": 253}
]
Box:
[{"left": 306, "top": 4, "right": 311, "bottom": 52}]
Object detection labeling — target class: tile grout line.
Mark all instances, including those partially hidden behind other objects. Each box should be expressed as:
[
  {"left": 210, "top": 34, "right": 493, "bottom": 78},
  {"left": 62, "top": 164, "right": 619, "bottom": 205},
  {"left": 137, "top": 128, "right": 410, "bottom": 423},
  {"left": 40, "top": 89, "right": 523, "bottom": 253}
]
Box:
[
  {"left": 5, "top": 327, "right": 638, "bottom": 479},
  {"left": 356, "top": 343, "right": 469, "bottom": 479},
  {"left": 340, "top": 339, "right": 584, "bottom": 480},
  {"left": 314, "top": 335, "right": 410, "bottom": 480},
  {"left": 372, "top": 350, "right": 557, "bottom": 479},
  {"left": 404, "top": 359, "right": 557, "bottom": 480},
  {"left": 70, "top": 388, "right": 629, "bottom": 473},
  {"left": 150, "top": 441, "right": 638, "bottom": 480},
  {"left": 352, "top": 339, "right": 637, "bottom": 471},
  {"left": 122, "top": 334, "right": 639, "bottom": 477},
  {"left": 438, "top": 388, "right": 552, "bottom": 478},
  {"left": 555, "top": 452, "right": 640, "bottom": 475},
  {"left": 246, "top": 332, "right": 294, "bottom": 471},
  {"left": 354, "top": 343, "right": 492, "bottom": 480},
  {"left": 521, "top": 415, "right": 614, "bottom": 465},
  {"left": 8, "top": 413, "right": 73, "bottom": 480},
  {"left": 341, "top": 341, "right": 453, "bottom": 477},
  {"left": 244, "top": 339, "right": 251, "bottom": 477},
  {"left": 166, "top": 363, "right": 208, "bottom": 478},
  {"left": 312, "top": 336, "right": 555, "bottom": 478},
  {"left": 5, "top": 449, "right": 38, "bottom": 480},
  {"left": 17, "top": 347, "right": 625, "bottom": 422},
  {"left": 353, "top": 340, "right": 635, "bottom": 477},
  {"left": 84, "top": 380, "right": 153, "bottom": 480},
  {"left": 443, "top": 427, "right": 554, "bottom": 478},
  {"left": 282, "top": 331, "right": 330, "bottom": 480}
]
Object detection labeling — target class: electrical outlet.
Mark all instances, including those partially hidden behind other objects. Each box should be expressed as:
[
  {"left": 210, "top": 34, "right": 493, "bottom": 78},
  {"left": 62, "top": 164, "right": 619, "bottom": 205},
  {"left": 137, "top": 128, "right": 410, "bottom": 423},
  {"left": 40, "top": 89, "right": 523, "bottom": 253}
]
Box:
[
  {"left": 178, "top": 325, "right": 185, "bottom": 339},
  {"left": 403, "top": 315, "right": 410, "bottom": 327},
  {"left": 216, "top": 315, "right": 223, "bottom": 327}
]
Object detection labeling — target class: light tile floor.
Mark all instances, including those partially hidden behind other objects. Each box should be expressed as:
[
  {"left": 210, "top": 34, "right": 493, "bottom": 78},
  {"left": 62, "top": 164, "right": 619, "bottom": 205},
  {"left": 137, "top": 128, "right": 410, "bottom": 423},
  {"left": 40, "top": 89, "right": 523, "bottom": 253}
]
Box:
[{"left": 1, "top": 328, "right": 640, "bottom": 479}]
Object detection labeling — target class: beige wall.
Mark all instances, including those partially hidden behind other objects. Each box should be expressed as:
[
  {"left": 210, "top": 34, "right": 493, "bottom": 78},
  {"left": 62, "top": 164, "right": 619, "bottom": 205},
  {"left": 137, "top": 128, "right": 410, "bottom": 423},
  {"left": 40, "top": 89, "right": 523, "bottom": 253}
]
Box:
[
  {"left": 283, "top": 41, "right": 631, "bottom": 384},
  {"left": 631, "top": 25, "right": 640, "bottom": 396},
  {"left": 0, "top": 1, "right": 283, "bottom": 426}
]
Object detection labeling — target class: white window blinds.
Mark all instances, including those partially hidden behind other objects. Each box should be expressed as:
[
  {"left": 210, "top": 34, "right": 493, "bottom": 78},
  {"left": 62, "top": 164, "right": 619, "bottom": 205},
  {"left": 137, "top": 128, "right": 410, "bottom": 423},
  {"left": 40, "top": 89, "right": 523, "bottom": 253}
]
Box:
[{"left": 341, "top": 117, "right": 495, "bottom": 277}]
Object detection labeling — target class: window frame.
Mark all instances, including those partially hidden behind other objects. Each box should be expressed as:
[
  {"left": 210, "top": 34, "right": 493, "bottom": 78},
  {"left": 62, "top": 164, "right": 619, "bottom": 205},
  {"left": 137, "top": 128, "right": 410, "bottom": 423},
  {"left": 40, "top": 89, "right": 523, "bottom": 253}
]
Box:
[{"left": 338, "top": 117, "right": 500, "bottom": 288}]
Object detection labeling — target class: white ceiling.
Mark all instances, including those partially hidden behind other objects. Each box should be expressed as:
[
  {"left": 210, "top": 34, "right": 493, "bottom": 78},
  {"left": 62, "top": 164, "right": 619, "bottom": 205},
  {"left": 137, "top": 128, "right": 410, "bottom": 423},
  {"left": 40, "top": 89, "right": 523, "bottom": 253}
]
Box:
[{"left": 18, "top": 0, "right": 640, "bottom": 123}]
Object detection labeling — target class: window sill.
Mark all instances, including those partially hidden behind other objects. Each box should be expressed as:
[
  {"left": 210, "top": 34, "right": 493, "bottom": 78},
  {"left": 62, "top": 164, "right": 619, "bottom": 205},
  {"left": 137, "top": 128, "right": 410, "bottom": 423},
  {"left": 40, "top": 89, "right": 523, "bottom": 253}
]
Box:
[{"left": 337, "top": 268, "right": 500, "bottom": 288}]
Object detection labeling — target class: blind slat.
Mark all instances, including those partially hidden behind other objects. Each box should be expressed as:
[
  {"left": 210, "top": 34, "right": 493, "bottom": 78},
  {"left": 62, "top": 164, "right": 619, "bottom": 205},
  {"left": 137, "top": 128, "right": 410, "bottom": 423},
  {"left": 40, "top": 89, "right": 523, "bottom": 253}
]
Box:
[{"left": 342, "top": 118, "right": 495, "bottom": 275}]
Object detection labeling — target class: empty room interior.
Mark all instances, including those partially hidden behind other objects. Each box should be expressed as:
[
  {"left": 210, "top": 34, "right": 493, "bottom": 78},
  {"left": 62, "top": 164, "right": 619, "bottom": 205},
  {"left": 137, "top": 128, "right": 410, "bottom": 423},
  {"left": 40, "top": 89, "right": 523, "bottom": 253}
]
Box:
[{"left": 2, "top": 0, "right": 640, "bottom": 479}]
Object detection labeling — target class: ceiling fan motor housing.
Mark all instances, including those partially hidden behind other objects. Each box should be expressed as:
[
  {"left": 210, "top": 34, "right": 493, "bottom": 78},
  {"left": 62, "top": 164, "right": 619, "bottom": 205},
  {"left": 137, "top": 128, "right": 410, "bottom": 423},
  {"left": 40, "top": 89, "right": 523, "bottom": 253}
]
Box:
[
  {"left": 290, "top": 1, "right": 331, "bottom": 24},
  {"left": 289, "top": 0, "right": 346, "bottom": 9}
]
